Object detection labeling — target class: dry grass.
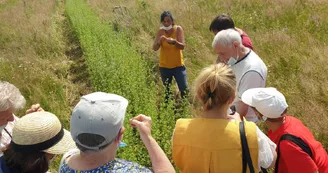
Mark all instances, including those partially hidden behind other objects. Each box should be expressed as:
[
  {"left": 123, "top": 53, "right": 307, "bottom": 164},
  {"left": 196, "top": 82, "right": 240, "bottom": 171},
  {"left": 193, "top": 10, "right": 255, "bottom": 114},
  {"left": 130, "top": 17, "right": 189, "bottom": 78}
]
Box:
[
  {"left": 0, "top": 0, "right": 327, "bottom": 172},
  {"left": 0, "top": 1, "right": 85, "bottom": 171},
  {"left": 1, "top": 0, "right": 77, "bottom": 118}
]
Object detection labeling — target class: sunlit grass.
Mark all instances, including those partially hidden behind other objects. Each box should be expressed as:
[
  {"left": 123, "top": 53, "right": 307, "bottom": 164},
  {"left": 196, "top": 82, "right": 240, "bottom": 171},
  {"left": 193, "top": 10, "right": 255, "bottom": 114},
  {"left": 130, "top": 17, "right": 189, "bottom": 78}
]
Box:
[{"left": 1, "top": 0, "right": 327, "bottom": 172}]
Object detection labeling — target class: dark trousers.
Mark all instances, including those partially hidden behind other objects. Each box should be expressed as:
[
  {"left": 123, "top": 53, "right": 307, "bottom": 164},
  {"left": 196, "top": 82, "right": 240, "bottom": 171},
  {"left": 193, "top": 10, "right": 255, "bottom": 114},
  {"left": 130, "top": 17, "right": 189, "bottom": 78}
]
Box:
[{"left": 159, "top": 66, "right": 188, "bottom": 99}]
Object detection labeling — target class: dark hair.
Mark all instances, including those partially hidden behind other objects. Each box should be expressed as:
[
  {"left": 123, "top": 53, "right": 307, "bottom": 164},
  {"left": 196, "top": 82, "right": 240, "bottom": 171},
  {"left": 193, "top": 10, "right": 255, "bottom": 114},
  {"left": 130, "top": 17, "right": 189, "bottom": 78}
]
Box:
[
  {"left": 3, "top": 145, "right": 49, "bottom": 173},
  {"left": 209, "top": 14, "right": 235, "bottom": 32},
  {"left": 76, "top": 133, "right": 112, "bottom": 152},
  {"left": 160, "top": 10, "right": 174, "bottom": 25}
]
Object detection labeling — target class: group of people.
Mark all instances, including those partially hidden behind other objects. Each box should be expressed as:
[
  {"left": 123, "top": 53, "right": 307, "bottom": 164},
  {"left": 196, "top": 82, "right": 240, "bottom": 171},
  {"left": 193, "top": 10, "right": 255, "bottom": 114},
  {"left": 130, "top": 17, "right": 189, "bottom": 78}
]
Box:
[
  {"left": 0, "top": 82, "right": 174, "bottom": 173},
  {"left": 152, "top": 11, "right": 327, "bottom": 173},
  {"left": 0, "top": 10, "right": 327, "bottom": 173}
]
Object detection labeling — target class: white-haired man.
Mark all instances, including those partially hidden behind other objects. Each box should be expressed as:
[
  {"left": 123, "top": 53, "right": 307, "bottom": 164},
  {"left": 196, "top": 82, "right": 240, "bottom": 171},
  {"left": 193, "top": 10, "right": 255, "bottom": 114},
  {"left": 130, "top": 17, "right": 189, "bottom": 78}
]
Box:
[
  {"left": 0, "top": 81, "right": 43, "bottom": 156},
  {"left": 212, "top": 29, "right": 267, "bottom": 122}
]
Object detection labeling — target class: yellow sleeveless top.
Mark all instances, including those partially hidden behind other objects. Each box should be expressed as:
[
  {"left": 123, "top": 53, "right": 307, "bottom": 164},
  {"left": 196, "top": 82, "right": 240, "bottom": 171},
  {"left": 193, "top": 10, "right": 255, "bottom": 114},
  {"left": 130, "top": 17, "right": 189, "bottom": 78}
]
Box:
[
  {"left": 172, "top": 118, "right": 259, "bottom": 173},
  {"left": 159, "top": 25, "right": 184, "bottom": 68}
]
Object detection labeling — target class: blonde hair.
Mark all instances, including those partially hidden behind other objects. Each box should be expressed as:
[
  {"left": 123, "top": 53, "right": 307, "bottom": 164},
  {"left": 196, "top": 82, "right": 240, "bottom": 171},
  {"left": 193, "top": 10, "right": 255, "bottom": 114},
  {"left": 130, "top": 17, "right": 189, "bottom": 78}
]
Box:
[
  {"left": 194, "top": 63, "right": 236, "bottom": 110},
  {"left": 0, "top": 81, "right": 26, "bottom": 112}
]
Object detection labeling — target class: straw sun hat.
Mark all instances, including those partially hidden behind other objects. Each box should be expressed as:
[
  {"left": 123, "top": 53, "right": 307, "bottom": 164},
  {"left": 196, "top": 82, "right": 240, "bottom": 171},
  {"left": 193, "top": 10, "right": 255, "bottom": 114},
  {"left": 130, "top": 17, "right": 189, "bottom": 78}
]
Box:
[{"left": 10, "top": 111, "right": 76, "bottom": 154}]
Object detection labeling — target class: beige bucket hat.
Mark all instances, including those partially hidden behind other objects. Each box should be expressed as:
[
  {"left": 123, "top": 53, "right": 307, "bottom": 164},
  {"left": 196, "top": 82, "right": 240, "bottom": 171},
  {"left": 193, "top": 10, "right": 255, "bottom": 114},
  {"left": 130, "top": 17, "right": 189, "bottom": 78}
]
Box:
[{"left": 10, "top": 111, "right": 76, "bottom": 154}]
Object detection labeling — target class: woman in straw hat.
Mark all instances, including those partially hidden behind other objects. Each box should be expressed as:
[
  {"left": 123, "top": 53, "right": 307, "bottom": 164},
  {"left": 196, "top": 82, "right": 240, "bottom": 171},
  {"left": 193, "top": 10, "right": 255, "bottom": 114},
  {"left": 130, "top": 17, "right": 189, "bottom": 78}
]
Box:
[
  {"left": 0, "top": 111, "right": 75, "bottom": 173},
  {"left": 172, "top": 63, "right": 276, "bottom": 173}
]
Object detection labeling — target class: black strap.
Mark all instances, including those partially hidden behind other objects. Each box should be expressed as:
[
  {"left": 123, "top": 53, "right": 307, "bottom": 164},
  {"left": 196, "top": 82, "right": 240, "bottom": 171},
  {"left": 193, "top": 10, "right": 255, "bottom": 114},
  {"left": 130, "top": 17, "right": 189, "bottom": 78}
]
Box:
[
  {"left": 4, "top": 128, "right": 12, "bottom": 138},
  {"left": 239, "top": 121, "right": 255, "bottom": 173},
  {"left": 10, "top": 126, "right": 64, "bottom": 153},
  {"left": 261, "top": 167, "right": 268, "bottom": 173},
  {"left": 274, "top": 134, "right": 313, "bottom": 173}
]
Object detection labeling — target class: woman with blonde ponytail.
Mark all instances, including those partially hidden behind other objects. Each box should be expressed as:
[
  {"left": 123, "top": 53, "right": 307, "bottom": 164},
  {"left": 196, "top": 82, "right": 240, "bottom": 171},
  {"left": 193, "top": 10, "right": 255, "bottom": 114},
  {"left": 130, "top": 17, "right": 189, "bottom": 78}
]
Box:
[{"left": 172, "top": 63, "right": 276, "bottom": 173}]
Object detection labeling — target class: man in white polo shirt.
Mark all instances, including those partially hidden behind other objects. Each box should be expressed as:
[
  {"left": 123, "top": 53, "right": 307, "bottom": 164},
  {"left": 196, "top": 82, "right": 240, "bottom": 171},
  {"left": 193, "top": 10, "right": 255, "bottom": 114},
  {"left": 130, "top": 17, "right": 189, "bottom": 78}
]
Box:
[{"left": 212, "top": 29, "right": 267, "bottom": 122}]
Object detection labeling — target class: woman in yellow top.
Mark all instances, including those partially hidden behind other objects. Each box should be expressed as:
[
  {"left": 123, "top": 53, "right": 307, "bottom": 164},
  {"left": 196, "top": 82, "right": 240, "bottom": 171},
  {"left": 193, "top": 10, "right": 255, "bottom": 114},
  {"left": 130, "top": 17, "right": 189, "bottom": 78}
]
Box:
[
  {"left": 172, "top": 63, "right": 277, "bottom": 173},
  {"left": 153, "top": 10, "right": 188, "bottom": 99}
]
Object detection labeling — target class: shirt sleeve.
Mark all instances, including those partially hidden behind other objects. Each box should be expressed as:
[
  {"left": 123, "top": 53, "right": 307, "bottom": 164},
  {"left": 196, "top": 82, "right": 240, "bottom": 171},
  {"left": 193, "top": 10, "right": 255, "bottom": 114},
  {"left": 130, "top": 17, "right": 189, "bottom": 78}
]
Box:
[
  {"left": 241, "top": 34, "right": 254, "bottom": 50},
  {"left": 256, "top": 127, "right": 276, "bottom": 170},
  {"left": 279, "top": 140, "right": 317, "bottom": 173},
  {"left": 237, "top": 71, "right": 265, "bottom": 99},
  {"left": 58, "top": 149, "right": 80, "bottom": 173}
]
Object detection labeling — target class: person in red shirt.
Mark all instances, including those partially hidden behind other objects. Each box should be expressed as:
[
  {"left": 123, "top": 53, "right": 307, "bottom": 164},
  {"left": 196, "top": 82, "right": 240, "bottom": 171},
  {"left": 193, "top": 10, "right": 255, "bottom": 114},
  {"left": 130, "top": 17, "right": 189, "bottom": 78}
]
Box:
[
  {"left": 241, "top": 87, "right": 328, "bottom": 173},
  {"left": 209, "top": 14, "right": 253, "bottom": 57}
]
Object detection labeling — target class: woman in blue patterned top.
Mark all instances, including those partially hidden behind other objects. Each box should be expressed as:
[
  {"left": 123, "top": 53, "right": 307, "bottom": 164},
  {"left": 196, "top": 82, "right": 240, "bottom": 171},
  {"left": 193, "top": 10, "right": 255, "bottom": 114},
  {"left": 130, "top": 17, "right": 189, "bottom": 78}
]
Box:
[{"left": 59, "top": 92, "right": 175, "bottom": 173}]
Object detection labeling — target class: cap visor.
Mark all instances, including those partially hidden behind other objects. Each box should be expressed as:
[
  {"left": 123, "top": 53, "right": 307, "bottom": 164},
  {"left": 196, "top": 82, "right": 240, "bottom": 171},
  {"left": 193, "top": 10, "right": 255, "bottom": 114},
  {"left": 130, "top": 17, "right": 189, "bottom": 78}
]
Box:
[
  {"left": 241, "top": 89, "right": 257, "bottom": 107},
  {"left": 44, "top": 129, "right": 76, "bottom": 155}
]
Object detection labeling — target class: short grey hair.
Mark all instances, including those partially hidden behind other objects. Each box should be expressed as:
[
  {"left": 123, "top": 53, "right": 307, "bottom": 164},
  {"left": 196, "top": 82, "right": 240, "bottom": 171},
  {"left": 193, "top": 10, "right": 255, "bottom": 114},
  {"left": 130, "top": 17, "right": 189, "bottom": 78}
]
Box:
[
  {"left": 212, "top": 29, "right": 242, "bottom": 48},
  {"left": 0, "top": 81, "right": 26, "bottom": 112}
]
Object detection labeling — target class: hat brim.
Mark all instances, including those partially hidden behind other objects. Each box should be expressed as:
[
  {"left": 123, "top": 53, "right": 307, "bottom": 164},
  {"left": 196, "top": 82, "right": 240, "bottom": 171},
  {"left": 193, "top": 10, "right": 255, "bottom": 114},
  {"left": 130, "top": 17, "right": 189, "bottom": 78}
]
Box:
[
  {"left": 44, "top": 129, "right": 76, "bottom": 155},
  {"left": 241, "top": 88, "right": 258, "bottom": 107}
]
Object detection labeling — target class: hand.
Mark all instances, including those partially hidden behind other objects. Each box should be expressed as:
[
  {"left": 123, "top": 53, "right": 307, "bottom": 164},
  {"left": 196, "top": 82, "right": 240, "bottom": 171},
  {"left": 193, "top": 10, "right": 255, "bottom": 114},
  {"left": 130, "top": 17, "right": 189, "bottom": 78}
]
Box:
[
  {"left": 130, "top": 114, "right": 152, "bottom": 138},
  {"left": 26, "top": 103, "right": 44, "bottom": 114},
  {"left": 167, "top": 38, "right": 177, "bottom": 45},
  {"left": 227, "top": 112, "right": 242, "bottom": 121},
  {"left": 160, "top": 35, "right": 167, "bottom": 43}
]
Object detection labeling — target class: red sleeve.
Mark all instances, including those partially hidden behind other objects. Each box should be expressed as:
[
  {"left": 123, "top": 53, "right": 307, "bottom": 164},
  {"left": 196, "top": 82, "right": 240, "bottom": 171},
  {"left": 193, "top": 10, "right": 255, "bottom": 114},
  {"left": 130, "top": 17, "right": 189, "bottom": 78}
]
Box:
[
  {"left": 279, "top": 140, "right": 317, "bottom": 172},
  {"left": 241, "top": 34, "right": 253, "bottom": 50}
]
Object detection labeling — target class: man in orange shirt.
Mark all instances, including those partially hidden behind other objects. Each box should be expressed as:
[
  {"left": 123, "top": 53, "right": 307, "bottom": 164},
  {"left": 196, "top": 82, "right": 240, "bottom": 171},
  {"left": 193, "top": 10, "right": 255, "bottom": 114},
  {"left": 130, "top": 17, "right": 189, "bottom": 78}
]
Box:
[{"left": 242, "top": 87, "right": 328, "bottom": 173}]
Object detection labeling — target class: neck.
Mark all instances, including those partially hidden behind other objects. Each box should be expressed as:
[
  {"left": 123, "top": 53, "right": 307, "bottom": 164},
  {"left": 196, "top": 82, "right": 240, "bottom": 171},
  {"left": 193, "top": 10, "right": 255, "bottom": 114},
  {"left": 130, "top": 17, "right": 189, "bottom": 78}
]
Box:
[
  {"left": 267, "top": 116, "right": 286, "bottom": 132},
  {"left": 202, "top": 104, "right": 230, "bottom": 119},
  {"left": 79, "top": 144, "right": 117, "bottom": 165},
  {"left": 238, "top": 46, "right": 250, "bottom": 61}
]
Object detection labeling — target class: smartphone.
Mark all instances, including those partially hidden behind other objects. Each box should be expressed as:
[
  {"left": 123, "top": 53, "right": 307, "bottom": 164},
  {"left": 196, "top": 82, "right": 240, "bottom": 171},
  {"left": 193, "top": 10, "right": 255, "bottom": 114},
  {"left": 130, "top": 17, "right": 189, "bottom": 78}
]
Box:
[{"left": 229, "top": 105, "right": 236, "bottom": 115}]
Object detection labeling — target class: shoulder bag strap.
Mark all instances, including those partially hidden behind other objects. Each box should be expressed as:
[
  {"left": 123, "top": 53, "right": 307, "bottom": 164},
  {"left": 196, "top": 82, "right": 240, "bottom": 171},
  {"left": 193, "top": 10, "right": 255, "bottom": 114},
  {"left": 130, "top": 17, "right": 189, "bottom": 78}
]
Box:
[{"left": 240, "top": 121, "right": 255, "bottom": 173}]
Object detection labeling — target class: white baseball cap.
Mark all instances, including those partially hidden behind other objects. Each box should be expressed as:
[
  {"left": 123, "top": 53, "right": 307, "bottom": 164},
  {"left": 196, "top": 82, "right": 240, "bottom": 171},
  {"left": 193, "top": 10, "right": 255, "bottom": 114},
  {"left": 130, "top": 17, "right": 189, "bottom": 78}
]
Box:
[
  {"left": 70, "top": 92, "right": 128, "bottom": 151},
  {"left": 241, "top": 87, "right": 288, "bottom": 119}
]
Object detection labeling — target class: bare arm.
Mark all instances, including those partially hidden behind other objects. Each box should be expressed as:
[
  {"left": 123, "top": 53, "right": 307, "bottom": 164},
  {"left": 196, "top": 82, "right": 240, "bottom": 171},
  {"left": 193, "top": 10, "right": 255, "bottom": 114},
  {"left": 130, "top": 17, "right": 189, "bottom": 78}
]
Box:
[
  {"left": 236, "top": 101, "right": 249, "bottom": 118},
  {"left": 130, "top": 115, "right": 175, "bottom": 173},
  {"left": 153, "top": 29, "right": 165, "bottom": 51},
  {"left": 174, "top": 26, "right": 185, "bottom": 50},
  {"left": 142, "top": 136, "right": 175, "bottom": 173}
]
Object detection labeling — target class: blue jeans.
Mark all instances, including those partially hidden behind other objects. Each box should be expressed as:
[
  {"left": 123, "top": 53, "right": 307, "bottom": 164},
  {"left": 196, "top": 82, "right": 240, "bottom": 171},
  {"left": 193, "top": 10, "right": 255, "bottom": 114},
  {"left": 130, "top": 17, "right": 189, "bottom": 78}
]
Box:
[{"left": 159, "top": 66, "right": 188, "bottom": 99}]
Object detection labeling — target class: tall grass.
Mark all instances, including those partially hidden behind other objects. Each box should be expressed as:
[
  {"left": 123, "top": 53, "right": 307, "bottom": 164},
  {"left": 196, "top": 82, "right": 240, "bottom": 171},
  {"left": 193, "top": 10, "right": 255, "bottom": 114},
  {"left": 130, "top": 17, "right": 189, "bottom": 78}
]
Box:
[
  {"left": 0, "top": 0, "right": 84, "bottom": 171},
  {"left": 0, "top": 0, "right": 79, "bottom": 123},
  {"left": 1, "top": 0, "right": 327, "bottom": 172}
]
